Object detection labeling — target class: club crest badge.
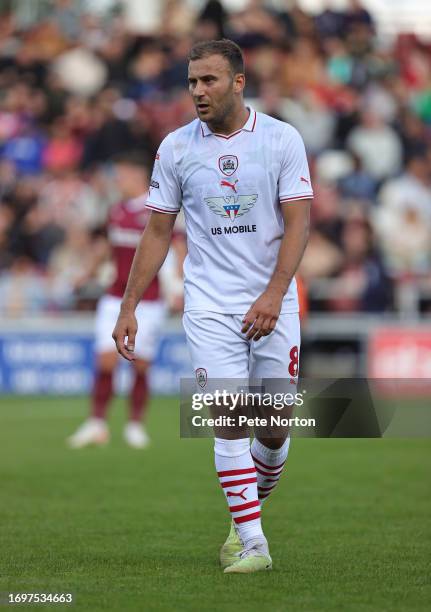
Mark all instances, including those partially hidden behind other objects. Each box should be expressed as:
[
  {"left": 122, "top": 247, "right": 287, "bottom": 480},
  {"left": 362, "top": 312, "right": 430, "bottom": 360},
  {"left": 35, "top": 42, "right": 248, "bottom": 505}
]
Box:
[
  {"left": 218, "top": 155, "right": 238, "bottom": 177},
  {"left": 195, "top": 367, "right": 207, "bottom": 388}
]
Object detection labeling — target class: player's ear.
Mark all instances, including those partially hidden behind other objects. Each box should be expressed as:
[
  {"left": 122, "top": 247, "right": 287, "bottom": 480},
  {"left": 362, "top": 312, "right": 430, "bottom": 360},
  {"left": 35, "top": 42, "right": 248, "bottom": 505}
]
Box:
[{"left": 233, "top": 73, "right": 245, "bottom": 94}]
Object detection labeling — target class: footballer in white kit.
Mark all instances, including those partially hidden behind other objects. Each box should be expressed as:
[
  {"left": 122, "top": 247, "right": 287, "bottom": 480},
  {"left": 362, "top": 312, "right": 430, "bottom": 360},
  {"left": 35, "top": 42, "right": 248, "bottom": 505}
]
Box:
[{"left": 113, "top": 39, "right": 312, "bottom": 574}]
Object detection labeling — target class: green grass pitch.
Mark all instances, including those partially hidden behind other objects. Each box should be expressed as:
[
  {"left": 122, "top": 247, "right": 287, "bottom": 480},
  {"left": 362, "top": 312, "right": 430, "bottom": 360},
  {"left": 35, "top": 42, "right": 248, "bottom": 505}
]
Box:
[{"left": 0, "top": 396, "right": 429, "bottom": 611}]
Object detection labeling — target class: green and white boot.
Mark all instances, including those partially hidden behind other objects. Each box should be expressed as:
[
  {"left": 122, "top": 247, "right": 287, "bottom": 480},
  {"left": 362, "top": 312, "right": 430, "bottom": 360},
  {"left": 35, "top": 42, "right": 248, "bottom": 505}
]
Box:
[
  {"left": 220, "top": 521, "right": 243, "bottom": 569},
  {"left": 224, "top": 538, "right": 272, "bottom": 574}
]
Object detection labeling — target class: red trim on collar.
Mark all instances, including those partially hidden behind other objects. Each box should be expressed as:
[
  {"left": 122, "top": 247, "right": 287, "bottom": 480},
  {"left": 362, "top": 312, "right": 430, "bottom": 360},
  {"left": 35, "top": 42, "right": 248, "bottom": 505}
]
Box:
[
  {"left": 200, "top": 108, "right": 256, "bottom": 139},
  {"left": 212, "top": 129, "right": 242, "bottom": 140}
]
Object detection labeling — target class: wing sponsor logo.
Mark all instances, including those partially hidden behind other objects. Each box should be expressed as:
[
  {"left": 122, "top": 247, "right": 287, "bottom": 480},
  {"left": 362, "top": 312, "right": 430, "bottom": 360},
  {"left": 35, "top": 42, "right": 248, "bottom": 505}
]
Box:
[
  {"left": 218, "top": 155, "right": 238, "bottom": 176},
  {"left": 150, "top": 179, "right": 159, "bottom": 189},
  {"left": 204, "top": 194, "right": 258, "bottom": 222}
]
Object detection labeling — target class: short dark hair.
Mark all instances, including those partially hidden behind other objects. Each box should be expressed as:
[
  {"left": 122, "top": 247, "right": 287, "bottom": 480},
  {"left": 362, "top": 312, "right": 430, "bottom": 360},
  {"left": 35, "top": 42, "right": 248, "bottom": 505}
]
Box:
[{"left": 188, "top": 39, "right": 244, "bottom": 75}]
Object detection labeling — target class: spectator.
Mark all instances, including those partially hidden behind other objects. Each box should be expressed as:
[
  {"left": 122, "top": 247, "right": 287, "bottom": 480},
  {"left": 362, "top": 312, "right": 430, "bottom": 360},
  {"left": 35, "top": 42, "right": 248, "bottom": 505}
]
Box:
[
  {"left": 81, "top": 89, "right": 153, "bottom": 166},
  {"left": 1, "top": 177, "right": 60, "bottom": 264},
  {"left": 43, "top": 117, "right": 83, "bottom": 174},
  {"left": 346, "top": 110, "right": 403, "bottom": 181},
  {"left": 373, "top": 153, "right": 431, "bottom": 276},
  {"left": 38, "top": 170, "right": 101, "bottom": 230},
  {"left": 338, "top": 153, "right": 378, "bottom": 202},
  {"left": 282, "top": 90, "right": 336, "bottom": 155},
  {"left": 281, "top": 37, "right": 324, "bottom": 95},
  {"left": 328, "top": 220, "right": 391, "bottom": 312},
  {"left": 325, "top": 37, "right": 353, "bottom": 86},
  {"left": 127, "top": 44, "right": 166, "bottom": 100},
  {"left": 1, "top": 123, "right": 46, "bottom": 175},
  {"left": 52, "top": 0, "right": 81, "bottom": 41},
  {"left": 48, "top": 225, "right": 108, "bottom": 309},
  {"left": 0, "top": 256, "right": 48, "bottom": 315},
  {"left": 195, "top": 0, "right": 226, "bottom": 40},
  {"left": 299, "top": 229, "right": 343, "bottom": 282},
  {"left": 398, "top": 109, "right": 428, "bottom": 161},
  {"left": 344, "top": 0, "right": 374, "bottom": 35},
  {"left": 315, "top": 2, "right": 345, "bottom": 40}
]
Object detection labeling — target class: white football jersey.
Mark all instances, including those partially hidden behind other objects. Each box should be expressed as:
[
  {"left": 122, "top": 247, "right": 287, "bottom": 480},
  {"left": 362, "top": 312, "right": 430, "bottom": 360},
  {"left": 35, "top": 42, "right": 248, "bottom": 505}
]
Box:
[{"left": 147, "top": 107, "right": 313, "bottom": 314}]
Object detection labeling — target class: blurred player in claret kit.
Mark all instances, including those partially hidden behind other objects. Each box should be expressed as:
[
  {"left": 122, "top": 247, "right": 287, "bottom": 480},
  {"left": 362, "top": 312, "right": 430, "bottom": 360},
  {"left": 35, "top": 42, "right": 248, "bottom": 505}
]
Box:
[
  {"left": 68, "top": 152, "right": 182, "bottom": 450},
  {"left": 113, "top": 40, "right": 313, "bottom": 572}
]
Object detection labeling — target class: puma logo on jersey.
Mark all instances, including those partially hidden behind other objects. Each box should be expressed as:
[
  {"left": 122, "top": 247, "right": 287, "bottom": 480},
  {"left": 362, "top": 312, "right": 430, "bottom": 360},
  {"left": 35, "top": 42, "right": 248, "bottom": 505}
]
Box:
[
  {"left": 221, "top": 179, "right": 238, "bottom": 193},
  {"left": 300, "top": 176, "right": 310, "bottom": 185}
]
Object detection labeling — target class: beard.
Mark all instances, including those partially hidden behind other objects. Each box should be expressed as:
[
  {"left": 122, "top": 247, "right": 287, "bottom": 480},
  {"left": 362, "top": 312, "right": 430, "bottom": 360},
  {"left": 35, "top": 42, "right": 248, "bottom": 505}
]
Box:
[{"left": 207, "top": 94, "right": 237, "bottom": 128}]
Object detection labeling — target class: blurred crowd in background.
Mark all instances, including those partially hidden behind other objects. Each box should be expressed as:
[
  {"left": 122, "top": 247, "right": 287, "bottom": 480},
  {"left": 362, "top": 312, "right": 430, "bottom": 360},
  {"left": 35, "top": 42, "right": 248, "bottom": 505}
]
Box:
[{"left": 0, "top": 0, "right": 430, "bottom": 317}]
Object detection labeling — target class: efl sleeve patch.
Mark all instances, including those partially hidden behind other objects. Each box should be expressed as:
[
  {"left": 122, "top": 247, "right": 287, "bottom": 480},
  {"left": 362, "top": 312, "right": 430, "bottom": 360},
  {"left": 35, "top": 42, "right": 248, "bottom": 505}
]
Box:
[{"left": 146, "top": 133, "right": 182, "bottom": 214}]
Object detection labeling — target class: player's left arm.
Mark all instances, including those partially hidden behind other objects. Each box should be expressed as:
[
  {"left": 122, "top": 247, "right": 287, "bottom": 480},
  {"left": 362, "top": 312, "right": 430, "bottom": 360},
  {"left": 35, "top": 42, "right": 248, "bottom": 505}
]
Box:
[{"left": 242, "top": 200, "right": 311, "bottom": 341}]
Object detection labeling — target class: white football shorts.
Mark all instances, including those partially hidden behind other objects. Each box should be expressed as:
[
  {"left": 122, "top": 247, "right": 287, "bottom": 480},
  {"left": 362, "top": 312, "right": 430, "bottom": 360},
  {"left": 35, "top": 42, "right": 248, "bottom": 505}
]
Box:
[
  {"left": 183, "top": 311, "right": 300, "bottom": 389},
  {"left": 95, "top": 294, "right": 166, "bottom": 360}
]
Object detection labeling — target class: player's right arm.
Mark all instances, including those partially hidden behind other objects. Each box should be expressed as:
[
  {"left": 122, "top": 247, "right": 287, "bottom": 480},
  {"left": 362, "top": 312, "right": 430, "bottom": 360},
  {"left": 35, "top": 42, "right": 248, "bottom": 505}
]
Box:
[
  {"left": 112, "top": 211, "right": 177, "bottom": 360},
  {"left": 113, "top": 133, "right": 182, "bottom": 360}
]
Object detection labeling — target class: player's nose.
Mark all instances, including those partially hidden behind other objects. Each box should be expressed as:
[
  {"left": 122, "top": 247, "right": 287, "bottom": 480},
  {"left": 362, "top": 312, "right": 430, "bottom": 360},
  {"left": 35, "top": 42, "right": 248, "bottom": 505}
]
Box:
[{"left": 193, "top": 82, "right": 206, "bottom": 98}]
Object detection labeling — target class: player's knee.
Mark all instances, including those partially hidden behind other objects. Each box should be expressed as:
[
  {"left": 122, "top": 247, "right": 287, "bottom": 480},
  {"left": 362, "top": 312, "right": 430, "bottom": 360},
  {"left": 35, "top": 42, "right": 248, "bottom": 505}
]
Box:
[
  {"left": 256, "top": 436, "right": 288, "bottom": 450},
  {"left": 97, "top": 351, "right": 118, "bottom": 373},
  {"left": 134, "top": 359, "right": 150, "bottom": 375}
]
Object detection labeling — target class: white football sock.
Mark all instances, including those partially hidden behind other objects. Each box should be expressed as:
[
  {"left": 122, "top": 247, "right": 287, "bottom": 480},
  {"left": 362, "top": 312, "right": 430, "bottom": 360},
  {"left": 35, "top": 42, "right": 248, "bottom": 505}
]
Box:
[
  {"left": 251, "top": 436, "right": 290, "bottom": 503},
  {"left": 214, "top": 437, "right": 265, "bottom": 545}
]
